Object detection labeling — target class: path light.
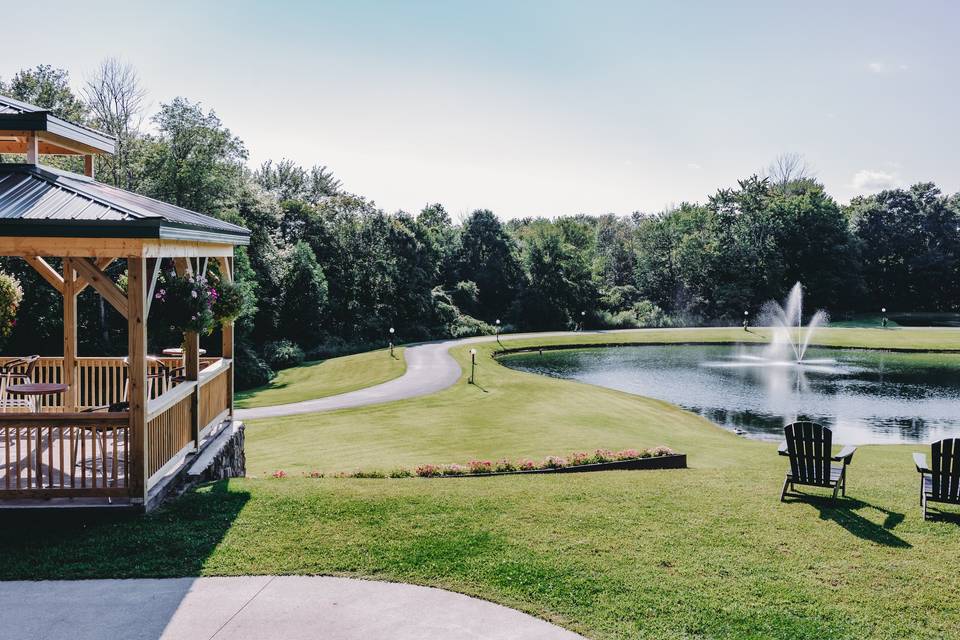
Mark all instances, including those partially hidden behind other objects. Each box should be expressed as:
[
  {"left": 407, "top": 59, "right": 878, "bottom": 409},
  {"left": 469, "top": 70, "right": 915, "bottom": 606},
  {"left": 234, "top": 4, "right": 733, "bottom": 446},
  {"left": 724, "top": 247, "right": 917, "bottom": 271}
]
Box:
[
  {"left": 580, "top": 310, "right": 586, "bottom": 331},
  {"left": 469, "top": 348, "right": 477, "bottom": 384},
  {"left": 495, "top": 319, "right": 502, "bottom": 349},
  {"left": 743, "top": 310, "right": 749, "bottom": 331},
  {"left": 881, "top": 308, "right": 887, "bottom": 329},
  {"left": 389, "top": 327, "right": 395, "bottom": 357}
]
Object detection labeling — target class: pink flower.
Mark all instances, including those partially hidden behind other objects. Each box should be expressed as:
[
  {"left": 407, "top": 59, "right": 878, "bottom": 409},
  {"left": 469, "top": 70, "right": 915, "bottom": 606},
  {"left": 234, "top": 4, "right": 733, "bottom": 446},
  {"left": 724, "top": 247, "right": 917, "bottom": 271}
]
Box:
[{"left": 272, "top": 470, "right": 287, "bottom": 479}]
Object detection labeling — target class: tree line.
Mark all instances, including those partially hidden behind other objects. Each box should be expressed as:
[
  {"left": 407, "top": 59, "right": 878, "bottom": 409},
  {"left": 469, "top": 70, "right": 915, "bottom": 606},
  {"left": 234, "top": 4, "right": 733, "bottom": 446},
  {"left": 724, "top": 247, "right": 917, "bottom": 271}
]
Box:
[{"left": 2, "top": 63, "right": 959, "bottom": 388}]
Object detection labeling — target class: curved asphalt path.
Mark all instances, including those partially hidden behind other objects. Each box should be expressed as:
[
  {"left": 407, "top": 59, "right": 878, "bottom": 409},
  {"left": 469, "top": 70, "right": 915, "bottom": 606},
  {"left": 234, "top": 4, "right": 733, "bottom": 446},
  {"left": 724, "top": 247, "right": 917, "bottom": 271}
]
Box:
[
  {"left": 2, "top": 576, "right": 584, "bottom": 640},
  {"left": 235, "top": 330, "right": 638, "bottom": 420}
]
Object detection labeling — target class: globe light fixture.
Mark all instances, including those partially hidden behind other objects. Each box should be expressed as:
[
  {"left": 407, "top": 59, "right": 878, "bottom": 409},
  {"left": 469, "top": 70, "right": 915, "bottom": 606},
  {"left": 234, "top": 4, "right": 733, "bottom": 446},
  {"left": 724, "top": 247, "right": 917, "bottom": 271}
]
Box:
[
  {"left": 495, "top": 318, "right": 502, "bottom": 349},
  {"left": 389, "top": 326, "right": 395, "bottom": 357},
  {"left": 469, "top": 348, "right": 478, "bottom": 384}
]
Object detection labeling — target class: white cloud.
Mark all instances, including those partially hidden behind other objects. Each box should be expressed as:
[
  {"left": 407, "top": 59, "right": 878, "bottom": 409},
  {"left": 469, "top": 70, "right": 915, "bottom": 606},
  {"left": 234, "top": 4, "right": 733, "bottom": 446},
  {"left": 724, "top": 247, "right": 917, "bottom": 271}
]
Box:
[
  {"left": 867, "top": 61, "right": 908, "bottom": 74},
  {"left": 850, "top": 169, "right": 899, "bottom": 192}
]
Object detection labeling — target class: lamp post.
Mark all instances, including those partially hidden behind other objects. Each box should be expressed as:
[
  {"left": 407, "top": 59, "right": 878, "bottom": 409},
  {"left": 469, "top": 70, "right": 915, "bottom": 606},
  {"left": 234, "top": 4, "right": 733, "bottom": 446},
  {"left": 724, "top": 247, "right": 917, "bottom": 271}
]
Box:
[
  {"left": 881, "top": 308, "right": 887, "bottom": 329},
  {"left": 580, "top": 310, "right": 586, "bottom": 331},
  {"left": 469, "top": 348, "right": 477, "bottom": 384},
  {"left": 743, "top": 310, "right": 749, "bottom": 331},
  {"left": 389, "top": 327, "right": 395, "bottom": 357},
  {"left": 495, "top": 319, "right": 502, "bottom": 349}
]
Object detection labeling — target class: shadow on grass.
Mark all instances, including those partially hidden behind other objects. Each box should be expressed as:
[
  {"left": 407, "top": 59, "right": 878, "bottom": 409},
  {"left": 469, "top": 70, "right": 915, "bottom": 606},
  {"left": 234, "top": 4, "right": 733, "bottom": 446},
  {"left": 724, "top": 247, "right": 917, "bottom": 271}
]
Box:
[
  {"left": 0, "top": 480, "right": 250, "bottom": 580},
  {"left": 783, "top": 494, "right": 910, "bottom": 548}
]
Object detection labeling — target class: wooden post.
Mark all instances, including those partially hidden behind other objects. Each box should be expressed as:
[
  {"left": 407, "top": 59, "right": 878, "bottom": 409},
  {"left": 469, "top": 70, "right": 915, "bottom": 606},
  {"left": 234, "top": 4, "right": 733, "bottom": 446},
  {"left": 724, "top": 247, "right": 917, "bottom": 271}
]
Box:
[
  {"left": 25, "top": 133, "right": 38, "bottom": 165},
  {"left": 62, "top": 259, "right": 78, "bottom": 411},
  {"left": 127, "top": 257, "right": 148, "bottom": 503},
  {"left": 83, "top": 155, "right": 95, "bottom": 178},
  {"left": 217, "top": 256, "right": 235, "bottom": 417},
  {"left": 185, "top": 329, "right": 200, "bottom": 446}
]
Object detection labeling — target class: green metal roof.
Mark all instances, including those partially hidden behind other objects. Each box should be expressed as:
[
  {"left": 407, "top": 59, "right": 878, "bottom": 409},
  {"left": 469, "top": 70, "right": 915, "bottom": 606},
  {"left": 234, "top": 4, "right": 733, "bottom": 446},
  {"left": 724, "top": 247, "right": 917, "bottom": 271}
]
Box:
[{"left": 0, "top": 164, "right": 249, "bottom": 244}]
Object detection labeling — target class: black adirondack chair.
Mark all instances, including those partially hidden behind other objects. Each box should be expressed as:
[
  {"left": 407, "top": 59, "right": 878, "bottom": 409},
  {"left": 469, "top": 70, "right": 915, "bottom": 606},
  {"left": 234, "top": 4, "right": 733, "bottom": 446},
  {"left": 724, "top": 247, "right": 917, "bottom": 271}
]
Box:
[
  {"left": 778, "top": 421, "right": 856, "bottom": 503},
  {"left": 914, "top": 438, "right": 960, "bottom": 520}
]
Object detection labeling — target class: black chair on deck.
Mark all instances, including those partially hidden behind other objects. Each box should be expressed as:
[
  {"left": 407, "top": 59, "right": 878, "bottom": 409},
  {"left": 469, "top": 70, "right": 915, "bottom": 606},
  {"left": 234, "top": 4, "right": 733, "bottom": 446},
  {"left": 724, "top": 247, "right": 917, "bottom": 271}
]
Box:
[
  {"left": 914, "top": 438, "right": 960, "bottom": 520},
  {"left": 778, "top": 421, "right": 856, "bottom": 503}
]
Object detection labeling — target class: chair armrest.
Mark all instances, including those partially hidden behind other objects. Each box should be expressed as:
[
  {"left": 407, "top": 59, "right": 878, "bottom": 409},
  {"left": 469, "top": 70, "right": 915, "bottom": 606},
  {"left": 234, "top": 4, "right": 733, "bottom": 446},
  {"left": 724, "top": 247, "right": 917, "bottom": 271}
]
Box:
[
  {"left": 832, "top": 446, "right": 857, "bottom": 464},
  {"left": 913, "top": 452, "right": 930, "bottom": 473},
  {"left": 778, "top": 441, "right": 788, "bottom": 456}
]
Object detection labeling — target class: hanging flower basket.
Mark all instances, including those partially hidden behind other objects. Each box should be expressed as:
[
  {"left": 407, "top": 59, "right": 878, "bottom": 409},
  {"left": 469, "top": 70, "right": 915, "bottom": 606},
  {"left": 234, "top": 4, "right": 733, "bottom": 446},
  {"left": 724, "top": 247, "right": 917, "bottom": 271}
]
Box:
[
  {"left": 153, "top": 271, "right": 216, "bottom": 335},
  {"left": 212, "top": 279, "right": 247, "bottom": 324}
]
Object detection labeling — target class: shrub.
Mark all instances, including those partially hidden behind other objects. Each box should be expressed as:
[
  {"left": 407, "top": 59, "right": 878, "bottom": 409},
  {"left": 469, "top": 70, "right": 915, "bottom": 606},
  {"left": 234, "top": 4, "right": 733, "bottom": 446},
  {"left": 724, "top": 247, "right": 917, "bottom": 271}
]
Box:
[
  {"left": 304, "top": 471, "right": 323, "bottom": 478},
  {"left": 448, "top": 313, "right": 495, "bottom": 338},
  {"left": 569, "top": 452, "right": 592, "bottom": 466},
  {"left": 592, "top": 449, "right": 615, "bottom": 464},
  {"left": 415, "top": 464, "right": 442, "bottom": 477},
  {"left": 442, "top": 463, "right": 466, "bottom": 476},
  {"left": 352, "top": 469, "right": 386, "bottom": 479},
  {"left": 648, "top": 446, "right": 675, "bottom": 457},
  {"left": 0, "top": 271, "right": 22, "bottom": 344},
  {"left": 263, "top": 339, "right": 305, "bottom": 370},
  {"left": 467, "top": 460, "right": 493, "bottom": 474},
  {"left": 389, "top": 468, "right": 413, "bottom": 478},
  {"left": 234, "top": 344, "right": 275, "bottom": 390},
  {"left": 541, "top": 456, "right": 568, "bottom": 470},
  {"left": 494, "top": 458, "right": 516, "bottom": 472}
]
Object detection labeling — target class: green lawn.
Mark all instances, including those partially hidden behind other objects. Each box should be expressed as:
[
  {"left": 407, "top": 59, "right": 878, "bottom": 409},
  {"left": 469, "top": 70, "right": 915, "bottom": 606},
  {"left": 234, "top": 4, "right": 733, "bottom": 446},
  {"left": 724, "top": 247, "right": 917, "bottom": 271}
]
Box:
[
  {"left": 235, "top": 347, "right": 405, "bottom": 408},
  {"left": 4, "top": 327, "right": 960, "bottom": 639}
]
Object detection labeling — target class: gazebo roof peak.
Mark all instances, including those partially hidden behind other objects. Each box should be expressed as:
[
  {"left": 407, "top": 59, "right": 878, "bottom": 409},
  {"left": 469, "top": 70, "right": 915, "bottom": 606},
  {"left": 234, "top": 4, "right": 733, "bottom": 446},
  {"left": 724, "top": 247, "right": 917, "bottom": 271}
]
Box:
[{"left": 0, "top": 94, "right": 116, "bottom": 156}]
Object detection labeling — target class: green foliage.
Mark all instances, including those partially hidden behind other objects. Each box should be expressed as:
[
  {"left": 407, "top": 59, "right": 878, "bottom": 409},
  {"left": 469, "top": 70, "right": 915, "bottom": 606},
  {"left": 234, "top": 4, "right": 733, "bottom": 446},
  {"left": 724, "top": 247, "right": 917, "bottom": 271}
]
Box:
[
  {"left": 848, "top": 183, "right": 960, "bottom": 311},
  {"left": 455, "top": 210, "right": 523, "bottom": 319},
  {"left": 138, "top": 97, "right": 247, "bottom": 214},
  {"left": 262, "top": 339, "right": 306, "bottom": 370},
  {"left": 0, "top": 64, "right": 87, "bottom": 122},
  {"left": 0, "top": 271, "right": 23, "bottom": 343},
  {"left": 280, "top": 242, "right": 328, "bottom": 347}
]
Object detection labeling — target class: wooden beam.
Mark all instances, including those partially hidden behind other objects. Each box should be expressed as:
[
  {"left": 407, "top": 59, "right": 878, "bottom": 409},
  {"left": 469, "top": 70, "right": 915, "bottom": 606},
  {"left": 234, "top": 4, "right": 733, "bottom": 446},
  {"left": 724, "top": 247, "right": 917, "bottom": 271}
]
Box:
[
  {"left": 127, "top": 257, "right": 148, "bottom": 503},
  {"left": 62, "top": 259, "right": 78, "bottom": 411},
  {"left": 84, "top": 155, "right": 95, "bottom": 178},
  {"left": 23, "top": 256, "right": 64, "bottom": 293},
  {"left": 72, "top": 257, "right": 128, "bottom": 319},
  {"left": 76, "top": 258, "right": 116, "bottom": 295},
  {"left": 173, "top": 257, "right": 191, "bottom": 277},
  {"left": 145, "top": 258, "right": 161, "bottom": 317},
  {"left": 0, "top": 237, "right": 239, "bottom": 259}
]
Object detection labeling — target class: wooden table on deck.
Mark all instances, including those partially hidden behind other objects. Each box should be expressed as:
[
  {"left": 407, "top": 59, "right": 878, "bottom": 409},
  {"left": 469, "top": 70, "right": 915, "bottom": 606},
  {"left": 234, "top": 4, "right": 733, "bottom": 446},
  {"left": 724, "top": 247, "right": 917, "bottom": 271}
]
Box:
[{"left": 6, "top": 382, "right": 68, "bottom": 488}]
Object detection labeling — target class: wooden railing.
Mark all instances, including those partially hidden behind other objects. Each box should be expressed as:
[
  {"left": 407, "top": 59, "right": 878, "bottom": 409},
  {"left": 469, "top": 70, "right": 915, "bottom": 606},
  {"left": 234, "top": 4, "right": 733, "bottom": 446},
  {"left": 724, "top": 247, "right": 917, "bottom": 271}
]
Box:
[
  {"left": 0, "top": 412, "right": 129, "bottom": 497},
  {"left": 0, "top": 357, "right": 233, "bottom": 500},
  {"left": 2, "top": 356, "right": 206, "bottom": 411}
]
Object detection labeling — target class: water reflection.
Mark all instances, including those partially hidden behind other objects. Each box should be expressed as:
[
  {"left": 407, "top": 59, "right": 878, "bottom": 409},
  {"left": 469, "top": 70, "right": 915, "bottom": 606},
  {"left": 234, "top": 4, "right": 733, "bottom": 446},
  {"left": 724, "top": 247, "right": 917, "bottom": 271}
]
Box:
[{"left": 503, "top": 345, "right": 960, "bottom": 444}]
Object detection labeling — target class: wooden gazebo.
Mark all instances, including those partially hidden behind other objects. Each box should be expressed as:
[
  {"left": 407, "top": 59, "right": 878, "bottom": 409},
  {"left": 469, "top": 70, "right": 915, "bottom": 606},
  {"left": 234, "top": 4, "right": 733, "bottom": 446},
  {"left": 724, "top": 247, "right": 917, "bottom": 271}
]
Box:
[{"left": 0, "top": 95, "right": 250, "bottom": 510}]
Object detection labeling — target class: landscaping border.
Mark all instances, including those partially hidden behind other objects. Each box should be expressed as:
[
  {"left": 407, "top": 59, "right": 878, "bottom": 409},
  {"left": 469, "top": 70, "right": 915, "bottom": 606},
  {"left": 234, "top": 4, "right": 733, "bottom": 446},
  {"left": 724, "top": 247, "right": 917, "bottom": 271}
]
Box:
[{"left": 431, "top": 454, "right": 686, "bottom": 477}]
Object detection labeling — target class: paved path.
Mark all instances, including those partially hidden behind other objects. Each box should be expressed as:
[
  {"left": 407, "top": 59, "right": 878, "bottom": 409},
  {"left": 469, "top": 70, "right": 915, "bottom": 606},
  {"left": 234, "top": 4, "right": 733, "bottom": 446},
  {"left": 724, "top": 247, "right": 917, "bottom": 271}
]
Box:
[
  {"left": 235, "top": 331, "right": 591, "bottom": 420},
  {"left": 1, "top": 576, "right": 584, "bottom": 640}
]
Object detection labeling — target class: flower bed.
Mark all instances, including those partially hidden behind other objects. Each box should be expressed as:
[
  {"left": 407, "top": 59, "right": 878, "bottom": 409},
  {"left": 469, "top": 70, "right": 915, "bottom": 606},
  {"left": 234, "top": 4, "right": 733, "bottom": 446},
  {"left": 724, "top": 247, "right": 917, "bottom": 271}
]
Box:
[{"left": 269, "top": 447, "right": 685, "bottom": 480}]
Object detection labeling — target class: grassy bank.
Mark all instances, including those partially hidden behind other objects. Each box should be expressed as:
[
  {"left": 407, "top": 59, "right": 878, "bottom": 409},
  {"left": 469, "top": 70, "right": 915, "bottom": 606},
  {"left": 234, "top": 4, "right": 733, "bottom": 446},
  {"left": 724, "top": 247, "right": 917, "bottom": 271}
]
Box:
[
  {"left": 236, "top": 347, "right": 405, "bottom": 408},
  {"left": 4, "top": 327, "right": 960, "bottom": 639}
]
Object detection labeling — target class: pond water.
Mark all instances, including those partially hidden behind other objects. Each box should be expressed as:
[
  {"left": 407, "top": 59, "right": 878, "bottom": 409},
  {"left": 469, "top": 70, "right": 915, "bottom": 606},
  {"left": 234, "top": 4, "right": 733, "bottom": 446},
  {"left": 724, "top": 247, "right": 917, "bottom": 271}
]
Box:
[{"left": 502, "top": 344, "right": 960, "bottom": 444}]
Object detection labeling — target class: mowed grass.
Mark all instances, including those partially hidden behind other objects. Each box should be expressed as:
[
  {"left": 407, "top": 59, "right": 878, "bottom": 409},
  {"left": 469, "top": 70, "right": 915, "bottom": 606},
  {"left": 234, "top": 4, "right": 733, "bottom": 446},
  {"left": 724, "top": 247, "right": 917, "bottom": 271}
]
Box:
[
  {"left": 4, "top": 327, "right": 960, "bottom": 639},
  {"left": 235, "top": 347, "right": 405, "bottom": 408}
]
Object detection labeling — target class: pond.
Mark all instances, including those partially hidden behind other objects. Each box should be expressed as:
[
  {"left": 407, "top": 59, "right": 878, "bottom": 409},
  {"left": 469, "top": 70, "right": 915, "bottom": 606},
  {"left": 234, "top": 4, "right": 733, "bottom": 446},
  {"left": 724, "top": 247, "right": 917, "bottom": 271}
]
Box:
[{"left": 501, "top": 344, "right": 960, "bottom": 444}]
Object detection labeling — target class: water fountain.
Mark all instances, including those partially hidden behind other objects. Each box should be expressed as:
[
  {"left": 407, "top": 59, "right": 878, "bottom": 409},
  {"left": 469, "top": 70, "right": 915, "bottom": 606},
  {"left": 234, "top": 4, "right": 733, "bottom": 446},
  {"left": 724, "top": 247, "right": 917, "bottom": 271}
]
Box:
[{"left": 761, "top": 282, "right": 829, "bottom": 364}]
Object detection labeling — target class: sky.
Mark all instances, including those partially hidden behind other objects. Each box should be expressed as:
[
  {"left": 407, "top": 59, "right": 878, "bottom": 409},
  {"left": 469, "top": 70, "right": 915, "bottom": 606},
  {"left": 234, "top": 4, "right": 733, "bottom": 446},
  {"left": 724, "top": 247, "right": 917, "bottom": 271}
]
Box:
[{"left": 2, "top": 0, "right": 958, "bottom": 219}]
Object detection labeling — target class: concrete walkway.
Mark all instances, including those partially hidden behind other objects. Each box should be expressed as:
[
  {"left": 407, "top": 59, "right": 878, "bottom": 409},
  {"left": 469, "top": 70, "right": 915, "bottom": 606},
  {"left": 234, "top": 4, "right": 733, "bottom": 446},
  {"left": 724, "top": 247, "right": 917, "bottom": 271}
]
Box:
[
  {"left": 1, "top": 576, "right": 584, "bottom": 640},
  {"left": 236, "top": 330, "right": 635, "bottom": 420}
]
